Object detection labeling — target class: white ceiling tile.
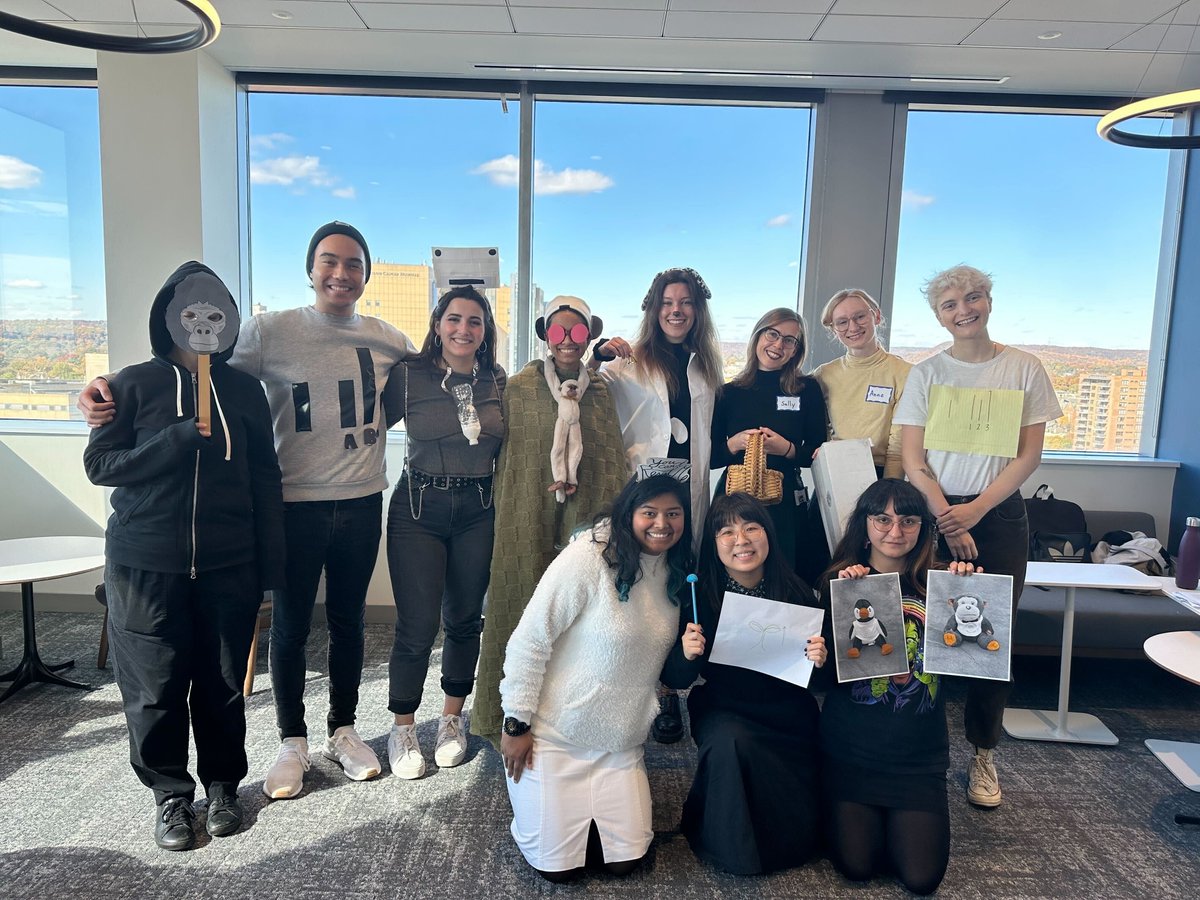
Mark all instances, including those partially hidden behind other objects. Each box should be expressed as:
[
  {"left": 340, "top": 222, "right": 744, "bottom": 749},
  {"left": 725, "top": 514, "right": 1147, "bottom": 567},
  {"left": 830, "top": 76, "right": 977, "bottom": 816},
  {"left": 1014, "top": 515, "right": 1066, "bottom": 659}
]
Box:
[
  {"left": 829, "top": 0, "right": 1002, "bottom": 15},
  {"left": 210, "top": 2, "right": 365, "bottom": 29},
  {"left": 2, "top": 0, "right": 73, "bottom": 21},
  {"left": 963, "top": 19, "right": 1142, "bottom": 50},
  {"left": 995, "top": 0, "right": 1177, "bottom": 25},
  {"left": 1111, "top": 23, "right": 1200, "bottom": 52},
  {"left": 509, "top": 0, "right": 665, "bottom": 9},
  {"left": 671, "top": 0, "right": 831, "bottom": 12},
  {"left": 354, "top": 3, "right": 513, "bottom": 30},
  {"left": 508, "top": 7, "right": 664, "bottom": 36},
  {"left": 814, "top": 15, "right": 982, "bottom": 44},
  {"left": 38, "top": 0, "right": 145, "bottom": 23},
  {"left": 1153, "top": 0, "right": 1200, "bottom": 27},
  {"left": 664, "top": 11, "right": 822, "bottom": 41}
]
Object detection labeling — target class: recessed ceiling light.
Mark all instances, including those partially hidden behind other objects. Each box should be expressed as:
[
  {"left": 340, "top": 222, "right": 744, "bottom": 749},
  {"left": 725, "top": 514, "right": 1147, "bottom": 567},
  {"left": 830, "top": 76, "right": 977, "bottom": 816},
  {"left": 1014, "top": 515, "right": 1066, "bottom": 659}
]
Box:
[
  {"left": 1037, "top": 31, "right": 1063, "bottom": 41},
  {"left": 272, "top": 10, "right": 294, "bottom": 21}
]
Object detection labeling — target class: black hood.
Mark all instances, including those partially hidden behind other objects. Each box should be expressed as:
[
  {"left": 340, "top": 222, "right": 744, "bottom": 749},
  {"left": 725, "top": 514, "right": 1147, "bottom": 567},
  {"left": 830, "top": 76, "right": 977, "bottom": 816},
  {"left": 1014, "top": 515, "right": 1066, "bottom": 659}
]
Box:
[{"left": 149, "top": 261, "right": 241, "bottom": 363}]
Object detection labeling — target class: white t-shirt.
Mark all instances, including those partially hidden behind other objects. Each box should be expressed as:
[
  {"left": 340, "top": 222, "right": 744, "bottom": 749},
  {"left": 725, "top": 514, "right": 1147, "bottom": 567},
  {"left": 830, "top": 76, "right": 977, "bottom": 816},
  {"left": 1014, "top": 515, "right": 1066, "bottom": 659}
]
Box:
[{"left": 892, "top": 346, "right": 1062, "bottom": 496}]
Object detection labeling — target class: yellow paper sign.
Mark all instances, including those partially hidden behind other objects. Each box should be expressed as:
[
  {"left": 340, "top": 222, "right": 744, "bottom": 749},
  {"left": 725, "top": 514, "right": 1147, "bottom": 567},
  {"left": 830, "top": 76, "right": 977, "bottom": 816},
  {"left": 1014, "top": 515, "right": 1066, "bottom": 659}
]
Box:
[{"left": 923, "top": 385, "right": 1024, "bottom": 458}]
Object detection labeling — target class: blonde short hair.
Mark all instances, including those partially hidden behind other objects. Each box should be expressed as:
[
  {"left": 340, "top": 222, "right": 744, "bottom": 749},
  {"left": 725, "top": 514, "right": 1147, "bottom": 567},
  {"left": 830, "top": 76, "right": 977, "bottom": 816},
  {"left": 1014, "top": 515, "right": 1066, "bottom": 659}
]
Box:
[{"left": 921, "top": 265, "right": 992, "bottom": 311}]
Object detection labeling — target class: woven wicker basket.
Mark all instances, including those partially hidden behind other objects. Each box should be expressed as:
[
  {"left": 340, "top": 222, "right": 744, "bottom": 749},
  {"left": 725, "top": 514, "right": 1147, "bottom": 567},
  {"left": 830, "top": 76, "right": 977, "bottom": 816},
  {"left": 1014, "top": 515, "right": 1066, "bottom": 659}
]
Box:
[{"left": 725, "top": 430, "right": 783, "bottom": 506}]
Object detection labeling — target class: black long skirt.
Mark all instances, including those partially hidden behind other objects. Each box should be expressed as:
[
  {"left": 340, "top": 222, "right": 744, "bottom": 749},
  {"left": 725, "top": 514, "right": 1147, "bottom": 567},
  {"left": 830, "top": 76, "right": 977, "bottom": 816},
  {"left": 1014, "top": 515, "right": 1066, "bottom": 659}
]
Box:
[{"left": 681, "top": 678, "right": 822, "bottom": 875}]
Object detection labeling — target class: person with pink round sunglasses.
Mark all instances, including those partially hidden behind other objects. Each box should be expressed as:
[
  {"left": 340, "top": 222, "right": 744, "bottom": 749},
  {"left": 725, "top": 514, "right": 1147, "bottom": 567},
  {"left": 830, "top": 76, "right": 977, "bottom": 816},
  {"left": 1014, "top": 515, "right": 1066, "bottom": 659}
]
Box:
[{"left": 473, "top": 296, "right": 631, "bottom": 749}]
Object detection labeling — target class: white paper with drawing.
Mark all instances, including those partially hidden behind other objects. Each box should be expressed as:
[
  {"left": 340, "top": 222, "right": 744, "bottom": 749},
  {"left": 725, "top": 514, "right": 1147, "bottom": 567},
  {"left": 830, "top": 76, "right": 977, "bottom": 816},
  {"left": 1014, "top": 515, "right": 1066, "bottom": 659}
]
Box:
[{"left": 708, "top": 591, "right": 824, "bottom": 688}]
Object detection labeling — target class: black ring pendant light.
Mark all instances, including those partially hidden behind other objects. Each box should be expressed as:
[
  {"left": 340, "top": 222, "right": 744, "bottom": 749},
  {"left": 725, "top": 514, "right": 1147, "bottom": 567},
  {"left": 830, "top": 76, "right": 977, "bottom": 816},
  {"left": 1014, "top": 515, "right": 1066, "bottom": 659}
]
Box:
[{"left": 0, "top": 1, "right": 220, "bottom": 54}]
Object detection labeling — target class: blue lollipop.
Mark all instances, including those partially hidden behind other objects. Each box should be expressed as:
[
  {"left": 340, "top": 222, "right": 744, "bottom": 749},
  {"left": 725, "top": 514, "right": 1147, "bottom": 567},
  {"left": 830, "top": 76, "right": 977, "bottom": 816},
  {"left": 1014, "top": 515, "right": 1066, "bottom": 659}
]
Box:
[{"left": 686, "top": 573, "right": 699, "bottom": 624}]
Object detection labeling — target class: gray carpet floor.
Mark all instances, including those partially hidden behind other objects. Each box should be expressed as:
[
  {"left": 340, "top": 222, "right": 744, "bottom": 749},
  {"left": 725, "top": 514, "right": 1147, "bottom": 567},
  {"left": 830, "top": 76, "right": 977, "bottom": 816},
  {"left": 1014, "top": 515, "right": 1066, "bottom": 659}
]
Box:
[{"left": 1, "top": 610, "right": 1198, "bottom": 899}]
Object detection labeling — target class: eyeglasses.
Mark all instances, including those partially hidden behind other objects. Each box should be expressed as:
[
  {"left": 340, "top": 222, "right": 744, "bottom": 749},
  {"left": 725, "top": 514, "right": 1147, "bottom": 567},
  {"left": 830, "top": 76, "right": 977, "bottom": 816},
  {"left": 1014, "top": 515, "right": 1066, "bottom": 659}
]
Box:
[
  {"left": 832, "top": 310, "right": 873, "bottom": 333},
  {"left": 868, "top": 514, "right": 924, "bottom": 533},
  {"left": 760, "top": 327, "right": 800, "bottom": 351},
  {"left": 715, "top": 523, "right": 766, "bottom": 545},
  {"left": 547, "top": 322, "right": 589, "bottom": 345}
]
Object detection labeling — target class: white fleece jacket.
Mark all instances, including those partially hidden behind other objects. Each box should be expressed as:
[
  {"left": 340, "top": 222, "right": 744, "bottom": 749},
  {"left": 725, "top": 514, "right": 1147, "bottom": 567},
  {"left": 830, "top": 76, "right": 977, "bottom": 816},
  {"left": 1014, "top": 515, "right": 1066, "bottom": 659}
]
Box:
[{"left": 500, "top": 528, "right": 680, "bottom": 752}]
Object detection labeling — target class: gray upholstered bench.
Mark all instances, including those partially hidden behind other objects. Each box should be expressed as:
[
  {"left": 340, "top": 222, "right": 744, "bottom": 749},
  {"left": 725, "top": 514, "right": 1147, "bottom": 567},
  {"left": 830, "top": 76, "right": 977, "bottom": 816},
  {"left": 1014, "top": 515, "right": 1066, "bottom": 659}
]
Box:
[{"left": 1015, "top": 509, "right": 1197, "bottom": 658}]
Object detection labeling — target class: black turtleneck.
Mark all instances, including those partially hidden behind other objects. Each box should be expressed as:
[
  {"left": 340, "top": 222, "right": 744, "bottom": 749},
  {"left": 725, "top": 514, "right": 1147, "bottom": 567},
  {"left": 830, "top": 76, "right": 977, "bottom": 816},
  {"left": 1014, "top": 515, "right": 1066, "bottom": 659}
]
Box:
[
  {"left": 666, "top": 342, "right": 692, "bottom": 460},
  {"left": 710, "top": 368, "right": 827, "bottom": 471}
]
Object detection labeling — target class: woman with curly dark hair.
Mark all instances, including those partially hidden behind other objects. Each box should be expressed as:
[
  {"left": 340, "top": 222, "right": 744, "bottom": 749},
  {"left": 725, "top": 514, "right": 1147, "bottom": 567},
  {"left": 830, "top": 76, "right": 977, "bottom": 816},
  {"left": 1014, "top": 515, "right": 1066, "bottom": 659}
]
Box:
[
  {"left": 499, "top": 474, "right": 704, "bottom": 881},
  {"left": 588, "top": 266, "right": 723, "bottom": 742}
]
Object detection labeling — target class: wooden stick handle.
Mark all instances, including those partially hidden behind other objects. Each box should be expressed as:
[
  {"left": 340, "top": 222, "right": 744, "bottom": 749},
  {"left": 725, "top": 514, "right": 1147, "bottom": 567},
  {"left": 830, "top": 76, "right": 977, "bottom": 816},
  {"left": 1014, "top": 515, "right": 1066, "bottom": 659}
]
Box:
[{"left": 197, "top": 353, "right": 211, "bottom": 430}]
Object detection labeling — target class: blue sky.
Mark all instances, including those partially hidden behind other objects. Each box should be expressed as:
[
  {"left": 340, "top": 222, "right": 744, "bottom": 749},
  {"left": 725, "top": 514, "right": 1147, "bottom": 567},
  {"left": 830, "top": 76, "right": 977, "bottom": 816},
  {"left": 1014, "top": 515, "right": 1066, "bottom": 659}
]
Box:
[{"left": 0, "top": 87, "right": 1173, "bottom": 354}]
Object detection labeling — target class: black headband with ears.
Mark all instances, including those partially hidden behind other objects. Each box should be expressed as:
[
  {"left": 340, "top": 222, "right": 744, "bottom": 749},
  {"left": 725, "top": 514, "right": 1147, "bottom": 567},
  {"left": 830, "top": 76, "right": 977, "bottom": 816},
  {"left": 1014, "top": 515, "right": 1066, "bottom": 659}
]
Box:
[{"left": 641, "top": 267, "right": 712, "bottom": 310}]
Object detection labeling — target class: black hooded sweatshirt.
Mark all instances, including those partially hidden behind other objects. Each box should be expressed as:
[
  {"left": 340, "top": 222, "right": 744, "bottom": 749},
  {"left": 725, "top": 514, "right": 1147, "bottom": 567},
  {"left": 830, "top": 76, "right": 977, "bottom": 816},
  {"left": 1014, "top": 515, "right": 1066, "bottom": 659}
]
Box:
[{"left": 84, "top": 261, "right": 285, "bottom": 589}]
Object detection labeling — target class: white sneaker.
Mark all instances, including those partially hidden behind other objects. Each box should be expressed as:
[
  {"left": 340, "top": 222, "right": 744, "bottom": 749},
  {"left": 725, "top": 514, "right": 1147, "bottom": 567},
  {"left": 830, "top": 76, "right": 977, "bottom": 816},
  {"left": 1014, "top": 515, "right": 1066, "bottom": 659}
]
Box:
[
  {"left": 967, "top": 747, "right": 1002, "bottom": 808},
  {"left": 263, "top": 737, "right": 310, "bottom": 799},
  {"left": 322, "top": 725, "right": 382, "bottom": 781},
  {"left": 388, "top": 723, "right": 426, "bottom": 780},
  {"left": 434, "top": 714, "right": 468, "bottom": 768}
]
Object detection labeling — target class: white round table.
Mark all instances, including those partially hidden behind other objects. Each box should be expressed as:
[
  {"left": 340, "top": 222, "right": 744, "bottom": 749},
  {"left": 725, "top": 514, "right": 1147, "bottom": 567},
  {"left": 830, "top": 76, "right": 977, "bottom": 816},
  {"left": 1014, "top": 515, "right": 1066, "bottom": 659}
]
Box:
[
  {"left": 1143, "top": 630, "right": 1200, "bottom": 802},
  {"left": 0, "top": 536, "right": 106, "bottom": 703}
]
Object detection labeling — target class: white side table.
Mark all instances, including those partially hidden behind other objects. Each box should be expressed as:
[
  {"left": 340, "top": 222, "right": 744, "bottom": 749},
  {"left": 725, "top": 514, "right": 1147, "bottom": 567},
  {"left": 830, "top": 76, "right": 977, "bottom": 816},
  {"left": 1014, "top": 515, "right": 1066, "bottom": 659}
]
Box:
[
  {"left": 1003, "top": 561, "right": 1159, "bottom": 745},
  {"left": 1143, "top": 630, "right": 1200, "bottom": 793},
  {"left": 0, "top": 536, "right": 106, "bottom": 703}
]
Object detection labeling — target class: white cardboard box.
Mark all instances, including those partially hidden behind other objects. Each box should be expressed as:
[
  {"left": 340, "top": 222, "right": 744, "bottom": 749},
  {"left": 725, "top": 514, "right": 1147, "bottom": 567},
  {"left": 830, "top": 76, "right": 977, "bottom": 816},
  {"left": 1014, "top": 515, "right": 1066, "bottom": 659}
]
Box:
[{"left": 812, "top": 438, "right": 879, "bottom": 553}]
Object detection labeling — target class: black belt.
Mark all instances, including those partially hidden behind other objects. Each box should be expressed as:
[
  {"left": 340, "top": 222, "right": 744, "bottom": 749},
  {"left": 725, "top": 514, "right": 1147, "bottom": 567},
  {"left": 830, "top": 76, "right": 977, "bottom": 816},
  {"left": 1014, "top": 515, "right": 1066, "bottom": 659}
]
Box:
[{"left": 404, "top": 469, "right": 492, "bottom": 491}]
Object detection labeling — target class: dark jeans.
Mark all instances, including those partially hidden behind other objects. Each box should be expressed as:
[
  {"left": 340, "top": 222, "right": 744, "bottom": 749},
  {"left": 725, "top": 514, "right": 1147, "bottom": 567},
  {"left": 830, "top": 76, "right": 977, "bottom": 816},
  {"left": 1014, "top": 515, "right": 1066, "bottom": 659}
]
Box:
[
  {"left": 938, "top": 490, "right": 1028, "bottom": 750},
  {"left": 105, "top": 560, "right": 260, "bottom": 806},
  {"left": 387, "top": 477, "right": 495, "bottom": 715},
  {"left": 270, "top": 492, "right": 382, "bottom": 740}
]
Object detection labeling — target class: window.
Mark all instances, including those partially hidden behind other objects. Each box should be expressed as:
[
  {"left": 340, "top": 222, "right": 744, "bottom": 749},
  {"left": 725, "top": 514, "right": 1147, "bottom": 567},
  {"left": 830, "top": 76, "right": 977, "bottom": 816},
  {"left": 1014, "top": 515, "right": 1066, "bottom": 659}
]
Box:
[
  {"left": 0, "top": 85, "right": 106, "bottom": 423},
  {"left": 891, "top": 108, "right": 1172, "bottom": 454},
  {"left": 247, "top": 91, "right": 519, "bottom": 366},
  {"left": 531, "top": 100, "right": 811, "bottom": 377}
]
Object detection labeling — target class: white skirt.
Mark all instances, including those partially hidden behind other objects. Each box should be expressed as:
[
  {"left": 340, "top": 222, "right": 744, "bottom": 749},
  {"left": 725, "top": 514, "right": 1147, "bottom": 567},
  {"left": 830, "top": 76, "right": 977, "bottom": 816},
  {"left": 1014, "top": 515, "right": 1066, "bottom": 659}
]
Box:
[{"left": 505, "top": 724, "right": 652, "bottom": 873}]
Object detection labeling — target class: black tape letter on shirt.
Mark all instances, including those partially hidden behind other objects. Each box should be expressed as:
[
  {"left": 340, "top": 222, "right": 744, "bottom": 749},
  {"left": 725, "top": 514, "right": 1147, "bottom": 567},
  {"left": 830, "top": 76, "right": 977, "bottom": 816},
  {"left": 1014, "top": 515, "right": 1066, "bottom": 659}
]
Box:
[{"left": 292, "top": 348, "right": 379, "bottom": 449}]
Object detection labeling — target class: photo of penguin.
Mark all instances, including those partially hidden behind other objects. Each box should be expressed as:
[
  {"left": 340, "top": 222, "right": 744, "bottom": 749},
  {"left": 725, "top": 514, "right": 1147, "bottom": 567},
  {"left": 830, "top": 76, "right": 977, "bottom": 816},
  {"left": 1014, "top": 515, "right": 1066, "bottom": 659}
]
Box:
[
  {"left": 830, "top": 572, "right": 909, "bottom": 683},
  {"left": 847, "top": 599, "right": 894, "bottom": 658}
]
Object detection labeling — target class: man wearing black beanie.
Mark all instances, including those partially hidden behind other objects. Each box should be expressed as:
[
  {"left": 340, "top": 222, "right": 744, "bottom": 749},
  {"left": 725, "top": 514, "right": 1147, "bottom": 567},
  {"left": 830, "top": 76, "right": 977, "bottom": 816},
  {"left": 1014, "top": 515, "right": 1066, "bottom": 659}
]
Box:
[{"left": 77, "top": 221, "right": 414, "bottom": 799}]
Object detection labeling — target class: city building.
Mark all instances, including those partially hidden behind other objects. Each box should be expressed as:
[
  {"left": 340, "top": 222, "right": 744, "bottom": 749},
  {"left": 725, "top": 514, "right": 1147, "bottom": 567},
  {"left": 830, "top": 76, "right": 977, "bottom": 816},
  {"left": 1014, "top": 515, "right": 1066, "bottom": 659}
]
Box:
[{"left": 1074, "top": 368, "right": 1147, "bottom": 452}]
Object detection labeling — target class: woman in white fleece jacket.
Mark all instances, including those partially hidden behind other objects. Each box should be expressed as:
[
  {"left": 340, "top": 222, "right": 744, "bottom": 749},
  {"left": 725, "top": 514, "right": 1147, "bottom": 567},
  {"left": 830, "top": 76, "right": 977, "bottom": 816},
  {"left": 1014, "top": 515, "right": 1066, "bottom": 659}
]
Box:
[{"left": 499, "top": 474, "right": 704, "bottom": 881}]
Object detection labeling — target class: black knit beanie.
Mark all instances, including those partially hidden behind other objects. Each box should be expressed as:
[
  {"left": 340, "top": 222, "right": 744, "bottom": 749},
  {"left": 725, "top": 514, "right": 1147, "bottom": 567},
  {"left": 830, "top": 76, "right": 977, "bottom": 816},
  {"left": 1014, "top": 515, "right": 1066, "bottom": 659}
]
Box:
[{"left": 306, "top": 221, "right": 371, "bottom": 283}]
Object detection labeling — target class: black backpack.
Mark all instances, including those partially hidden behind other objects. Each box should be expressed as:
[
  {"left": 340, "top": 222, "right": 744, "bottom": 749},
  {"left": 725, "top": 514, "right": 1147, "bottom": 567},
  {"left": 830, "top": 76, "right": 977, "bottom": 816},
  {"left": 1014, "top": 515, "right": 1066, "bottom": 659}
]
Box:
[{"left": 1025, "top": 484, "right": 1090, "bottom": 563}]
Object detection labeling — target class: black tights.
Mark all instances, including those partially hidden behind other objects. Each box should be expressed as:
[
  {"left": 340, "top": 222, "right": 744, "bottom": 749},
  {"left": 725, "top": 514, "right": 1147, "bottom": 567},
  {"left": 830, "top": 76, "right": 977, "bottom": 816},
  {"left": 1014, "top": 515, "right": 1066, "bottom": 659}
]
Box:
[
  {"left": 536, "top": 821, "right": 645, "bottom": 883},
  {"left": 828, "top": 800, "right": 949, "bottom": 896}
]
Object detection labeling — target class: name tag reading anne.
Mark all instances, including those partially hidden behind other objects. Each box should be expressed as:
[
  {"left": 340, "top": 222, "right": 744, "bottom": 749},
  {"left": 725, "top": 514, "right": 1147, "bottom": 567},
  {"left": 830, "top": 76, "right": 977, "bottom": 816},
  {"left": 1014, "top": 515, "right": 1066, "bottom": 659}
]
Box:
[
  {"left": 864, "top": 384, "right": 893, "bottom": 404},
  {"left": 777, "top": 395, "right": 800, "bottom": 411}
]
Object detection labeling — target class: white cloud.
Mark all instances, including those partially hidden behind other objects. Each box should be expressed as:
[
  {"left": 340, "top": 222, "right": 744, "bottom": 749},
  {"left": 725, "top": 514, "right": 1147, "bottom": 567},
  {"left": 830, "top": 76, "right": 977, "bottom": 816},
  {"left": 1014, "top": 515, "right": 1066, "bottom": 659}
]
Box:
[
  {"left": 787, "top": 260, "right": 800, "bottom": 268},
  {"left": 250, "top": 155, "right": 334, "bottom": 187},
  {"left": 902, "top": 189, "right": 935, "bottom": 209},
  {"left": 332, "top": 186, "right": 357, "bottom": 199},
  {"left": 0, "top": 154, "right": 42, "bottom": 189},
  {"left": 472, "top": 155, "right": 614, "bottom": 195},
  {"left": 4, "top": 278, "right": 45, "bottom": 289},
  {"left": 249, "top": 132, "right": 293, "bottom": 152},
  {"left": 590, "top": 155, "right": 602, "bottom": 160},
  {"left": 766, "top": 213, "right": 792, "bottom": 227}
]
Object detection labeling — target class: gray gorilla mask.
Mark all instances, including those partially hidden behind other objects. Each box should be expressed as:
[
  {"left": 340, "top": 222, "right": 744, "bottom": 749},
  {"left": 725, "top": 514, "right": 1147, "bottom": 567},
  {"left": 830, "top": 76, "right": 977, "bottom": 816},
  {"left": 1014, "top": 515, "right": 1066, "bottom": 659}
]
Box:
[{"left": 165, "top": 271, "right": 241, "bottom": 356}]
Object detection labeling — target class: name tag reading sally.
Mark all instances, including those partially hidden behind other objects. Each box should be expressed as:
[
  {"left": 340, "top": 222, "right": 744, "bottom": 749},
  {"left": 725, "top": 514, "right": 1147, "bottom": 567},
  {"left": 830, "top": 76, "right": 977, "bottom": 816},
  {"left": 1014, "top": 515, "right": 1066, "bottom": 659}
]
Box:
[
  {"left": 777, "top": 395, "right": 800, "bottom": 411},
  {"left": 864, "top": 384, "right": 893, "bottom": 404}
]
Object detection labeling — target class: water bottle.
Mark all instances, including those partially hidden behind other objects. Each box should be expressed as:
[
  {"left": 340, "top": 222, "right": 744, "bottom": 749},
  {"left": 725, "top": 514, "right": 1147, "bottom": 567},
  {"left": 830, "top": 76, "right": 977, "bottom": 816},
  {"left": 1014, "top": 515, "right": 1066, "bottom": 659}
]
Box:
[{"left": 1177, "top": 516, "right": 1200, "bottom": 591}]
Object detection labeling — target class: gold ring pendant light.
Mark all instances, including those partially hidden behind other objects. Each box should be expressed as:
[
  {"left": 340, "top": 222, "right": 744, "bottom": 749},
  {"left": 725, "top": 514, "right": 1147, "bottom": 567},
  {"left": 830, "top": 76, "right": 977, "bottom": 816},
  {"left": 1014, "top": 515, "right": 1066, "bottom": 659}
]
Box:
[
  {"left": 1097, "top": 90, "right": 1200, "bottom": 149},
  {"left": 0, "top": 1, "right": 220, "bottom": 54}
]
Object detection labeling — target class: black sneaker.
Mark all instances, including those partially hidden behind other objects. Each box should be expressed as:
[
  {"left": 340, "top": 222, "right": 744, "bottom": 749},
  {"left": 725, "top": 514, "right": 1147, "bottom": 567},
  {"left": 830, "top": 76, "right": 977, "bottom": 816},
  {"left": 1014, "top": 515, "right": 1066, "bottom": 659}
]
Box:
[
  {"left": 651, "top": 693, "right": 684, "bottom": 744},
  {"left": 154, "top": 797, "right": 196, "bottom": 851},
  {"left": 206, "top": 791, "right": 244, "bottom": 838}
]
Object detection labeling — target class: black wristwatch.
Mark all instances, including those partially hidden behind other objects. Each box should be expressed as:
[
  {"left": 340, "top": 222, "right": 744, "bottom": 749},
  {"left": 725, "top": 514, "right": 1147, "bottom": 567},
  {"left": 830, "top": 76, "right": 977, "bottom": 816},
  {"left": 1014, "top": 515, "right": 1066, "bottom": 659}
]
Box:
[{"left": 503, "top": 716, "right": 531, "bottom": 737}]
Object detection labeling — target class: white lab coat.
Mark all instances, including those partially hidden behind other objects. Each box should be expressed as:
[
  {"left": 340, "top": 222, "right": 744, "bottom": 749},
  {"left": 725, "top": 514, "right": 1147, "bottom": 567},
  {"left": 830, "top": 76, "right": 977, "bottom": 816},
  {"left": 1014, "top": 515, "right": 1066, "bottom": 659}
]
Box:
[{"left": 598, "top": 354, "right": 715, "bottom": 551}]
